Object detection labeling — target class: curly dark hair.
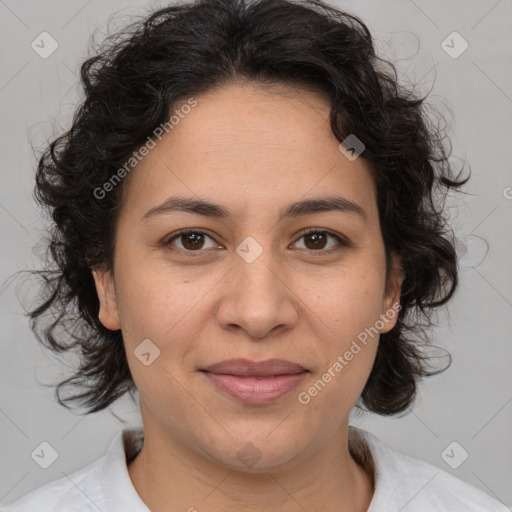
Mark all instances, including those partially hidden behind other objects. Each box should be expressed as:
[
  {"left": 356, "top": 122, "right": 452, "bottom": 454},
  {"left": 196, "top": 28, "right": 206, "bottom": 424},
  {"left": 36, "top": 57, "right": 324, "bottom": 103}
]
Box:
[{"left": 26, "top": 0, "right": 468, "bottom": 416}]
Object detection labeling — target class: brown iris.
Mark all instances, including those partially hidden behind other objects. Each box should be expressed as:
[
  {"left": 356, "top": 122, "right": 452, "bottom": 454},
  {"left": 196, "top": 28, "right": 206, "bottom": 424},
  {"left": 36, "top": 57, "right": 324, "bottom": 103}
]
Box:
[
  {"left": 303, "top": 232, "right": 328, "bottom": 250},
  {"left": 180, "top": 232, "right": 205, "bottom": 250}
]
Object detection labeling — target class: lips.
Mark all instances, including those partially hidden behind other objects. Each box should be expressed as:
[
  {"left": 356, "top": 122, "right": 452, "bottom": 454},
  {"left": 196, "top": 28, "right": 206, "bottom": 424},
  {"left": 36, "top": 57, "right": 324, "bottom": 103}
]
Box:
[
  {"left": 201, "top": 358, "right": 309, "bottom": 405},
  {"left": 202, "top": 358, "right": 307, "bottom": 376}
]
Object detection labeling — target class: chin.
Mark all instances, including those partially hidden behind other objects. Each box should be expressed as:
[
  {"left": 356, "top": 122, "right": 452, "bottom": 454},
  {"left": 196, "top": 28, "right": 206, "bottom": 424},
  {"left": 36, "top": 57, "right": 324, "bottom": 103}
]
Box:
[
  {"left": 197, "top": 422, "right": 309, "bottom": 473},
  {"left": 213, "top": 443, "right": 302, "bottom": 473}
]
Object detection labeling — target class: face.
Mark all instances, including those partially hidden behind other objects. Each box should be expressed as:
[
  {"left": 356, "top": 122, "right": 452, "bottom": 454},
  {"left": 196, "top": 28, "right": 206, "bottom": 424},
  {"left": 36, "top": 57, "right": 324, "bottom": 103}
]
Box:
[{"left": 93, "top": 81, "right": 402, "bottom": 472}]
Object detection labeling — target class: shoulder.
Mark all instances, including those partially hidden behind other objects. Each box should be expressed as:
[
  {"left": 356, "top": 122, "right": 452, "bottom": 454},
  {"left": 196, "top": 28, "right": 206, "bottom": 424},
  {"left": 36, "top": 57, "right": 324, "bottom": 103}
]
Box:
[
  {"left": 1, "top": 428, "right": 146, "bottom": 512},
  {"left": 350, "top": 427, "right": 509, "bottom": 512},
  {"left": 0, "top": 456, "right": 107, "bottom": 512}
]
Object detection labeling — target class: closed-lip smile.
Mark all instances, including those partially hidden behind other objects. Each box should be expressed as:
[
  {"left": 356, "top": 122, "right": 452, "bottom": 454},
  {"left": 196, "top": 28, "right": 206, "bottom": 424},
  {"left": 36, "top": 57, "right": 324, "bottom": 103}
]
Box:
[{"left": 200, "top": 358, "right": 309, "bottom": 405}]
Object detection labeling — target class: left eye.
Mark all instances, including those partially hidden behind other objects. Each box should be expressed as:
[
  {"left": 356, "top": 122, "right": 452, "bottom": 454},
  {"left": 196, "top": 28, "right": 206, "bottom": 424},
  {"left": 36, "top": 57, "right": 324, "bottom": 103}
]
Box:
[
  {"left": 293, "top": 229, "right": 347, "bottom": 252},
  {"left": 163, "top": 229, "right": 347, "bottom": 253}
]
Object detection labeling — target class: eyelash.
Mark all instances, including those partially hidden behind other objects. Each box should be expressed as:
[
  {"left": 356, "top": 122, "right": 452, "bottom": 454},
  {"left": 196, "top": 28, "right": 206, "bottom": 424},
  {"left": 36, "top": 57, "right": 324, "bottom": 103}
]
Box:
[{"left": 163, "top": 227, "right": 350, "bottom": 256}]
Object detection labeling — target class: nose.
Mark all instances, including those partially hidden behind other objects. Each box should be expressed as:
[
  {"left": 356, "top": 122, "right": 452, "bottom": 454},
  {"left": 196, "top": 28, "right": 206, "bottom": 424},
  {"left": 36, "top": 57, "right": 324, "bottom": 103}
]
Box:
[{"left": 215, "top": 242, "right": 299, "bottom": 340}]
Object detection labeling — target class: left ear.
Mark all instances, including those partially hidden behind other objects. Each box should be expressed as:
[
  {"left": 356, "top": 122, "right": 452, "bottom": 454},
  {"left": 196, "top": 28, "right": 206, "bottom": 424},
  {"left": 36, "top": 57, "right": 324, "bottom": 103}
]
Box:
[
  {"left": 91, "top": 266, "right": 121, "bottom": 331},
  {"left": 379, "top": 252, "right": 403, "bottom": 334}
]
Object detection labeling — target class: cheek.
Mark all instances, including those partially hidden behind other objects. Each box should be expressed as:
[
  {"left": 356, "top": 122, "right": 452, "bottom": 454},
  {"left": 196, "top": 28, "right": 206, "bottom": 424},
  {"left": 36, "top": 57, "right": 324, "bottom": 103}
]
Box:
[
  {"left": 306, "top": 263, "right": 386, "bottom": 342},
  {"left": 113, "top": 258, "right": 203, "bottom": 342},
  {"left": 300, "top": 278, "right": 382, "bottom": 419},
  {"left": 300, "top": 264, "right": 385, "bottom": 401}
]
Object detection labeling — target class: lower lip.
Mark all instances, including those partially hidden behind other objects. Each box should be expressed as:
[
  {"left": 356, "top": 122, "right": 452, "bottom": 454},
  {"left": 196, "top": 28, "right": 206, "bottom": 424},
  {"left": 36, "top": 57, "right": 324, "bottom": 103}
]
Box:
[{"left": 203, "top": 371, "right": 308, "bottom": 405}]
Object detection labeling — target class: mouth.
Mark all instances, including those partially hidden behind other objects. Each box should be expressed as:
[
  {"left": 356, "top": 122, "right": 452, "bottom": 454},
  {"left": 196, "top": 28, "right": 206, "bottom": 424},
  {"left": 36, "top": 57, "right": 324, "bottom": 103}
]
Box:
[{"left": 200, "top": 358, "right": 309, "bottom": 405}]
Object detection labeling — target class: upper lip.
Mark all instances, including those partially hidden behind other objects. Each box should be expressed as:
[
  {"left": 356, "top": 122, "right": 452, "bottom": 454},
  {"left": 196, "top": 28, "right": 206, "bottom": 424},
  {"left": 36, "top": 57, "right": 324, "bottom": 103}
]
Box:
[{"left": 201, "top": 358, "right": 308, "bottom": 377}]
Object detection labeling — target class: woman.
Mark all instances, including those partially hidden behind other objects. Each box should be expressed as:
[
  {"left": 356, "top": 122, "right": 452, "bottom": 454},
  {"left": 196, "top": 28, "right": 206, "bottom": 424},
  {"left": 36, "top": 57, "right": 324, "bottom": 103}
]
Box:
[{"left": 2, "top": 0, "right": 507, "bottom": 510}]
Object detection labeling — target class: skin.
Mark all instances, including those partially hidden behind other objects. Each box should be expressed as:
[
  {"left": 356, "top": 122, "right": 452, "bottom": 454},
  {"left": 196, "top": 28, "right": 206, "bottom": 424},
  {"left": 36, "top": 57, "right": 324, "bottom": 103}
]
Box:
[{"left": 92, "top": 81, "right": 402, "bottom": 512}]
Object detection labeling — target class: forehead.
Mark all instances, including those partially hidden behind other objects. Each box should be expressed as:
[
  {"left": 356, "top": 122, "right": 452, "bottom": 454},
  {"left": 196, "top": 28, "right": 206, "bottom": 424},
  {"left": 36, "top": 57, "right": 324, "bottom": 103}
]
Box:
[{"left": 120, "top": 82, "right": 377, "bottom": 225}]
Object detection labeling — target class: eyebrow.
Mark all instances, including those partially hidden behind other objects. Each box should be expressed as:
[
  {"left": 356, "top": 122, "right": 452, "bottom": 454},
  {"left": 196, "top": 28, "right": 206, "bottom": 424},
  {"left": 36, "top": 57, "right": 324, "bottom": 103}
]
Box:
[{"left": 141, "top": 195, "right": 367, "bottom": 223}]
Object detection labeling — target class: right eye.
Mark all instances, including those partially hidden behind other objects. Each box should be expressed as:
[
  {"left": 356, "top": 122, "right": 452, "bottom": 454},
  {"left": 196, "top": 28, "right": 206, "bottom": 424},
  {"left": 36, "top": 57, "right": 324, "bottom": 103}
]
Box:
[{"left": 163, "top": 229, "right": 222, "bottom": 254}]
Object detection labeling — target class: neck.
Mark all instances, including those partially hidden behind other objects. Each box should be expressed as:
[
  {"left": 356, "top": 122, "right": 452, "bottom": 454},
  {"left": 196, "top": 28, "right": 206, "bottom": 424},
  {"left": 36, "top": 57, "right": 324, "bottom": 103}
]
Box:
[{"left": 127, "top": 422, "right": 374, "bottom": 512}]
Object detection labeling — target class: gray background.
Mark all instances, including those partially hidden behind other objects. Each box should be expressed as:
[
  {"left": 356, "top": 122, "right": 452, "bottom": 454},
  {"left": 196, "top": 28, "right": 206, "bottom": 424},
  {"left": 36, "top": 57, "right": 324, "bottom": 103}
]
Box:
[{"left": 0, "top": 0, "right": 511, "bottom": 508}]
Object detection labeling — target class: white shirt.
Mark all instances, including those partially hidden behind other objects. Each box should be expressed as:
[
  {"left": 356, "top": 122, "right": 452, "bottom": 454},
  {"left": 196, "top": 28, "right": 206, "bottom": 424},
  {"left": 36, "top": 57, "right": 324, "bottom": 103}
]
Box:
[{"left": 1, "top": 426, "right": 508, "bottom": 511}]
